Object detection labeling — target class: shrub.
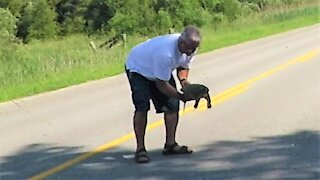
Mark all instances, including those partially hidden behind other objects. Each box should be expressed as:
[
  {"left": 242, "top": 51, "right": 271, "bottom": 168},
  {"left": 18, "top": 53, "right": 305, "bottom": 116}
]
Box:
[
  {"left": 17, "top": 0, "right": 57, "bottom": 42},
  {"left": 0, "top": 8, "right": 17, "bottom": 60}
]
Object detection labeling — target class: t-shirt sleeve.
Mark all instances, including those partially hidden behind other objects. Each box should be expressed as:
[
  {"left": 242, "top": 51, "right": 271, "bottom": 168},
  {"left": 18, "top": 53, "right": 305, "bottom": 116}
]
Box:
[{"left": 153, "top": 54, "right": 172, "bottom": 81}]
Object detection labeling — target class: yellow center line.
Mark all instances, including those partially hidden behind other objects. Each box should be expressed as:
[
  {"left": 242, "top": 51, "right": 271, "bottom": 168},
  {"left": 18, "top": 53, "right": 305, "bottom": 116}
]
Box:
[{"left": 29, "top": 48, "right": 320, "bottom": 180}]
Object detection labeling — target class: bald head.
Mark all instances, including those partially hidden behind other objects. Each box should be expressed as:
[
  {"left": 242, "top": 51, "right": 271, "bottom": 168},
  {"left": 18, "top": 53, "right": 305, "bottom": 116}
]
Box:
[
  {"left": 180, "top": 26, "right": 201, "bottom": 45},
  {"left": 178, "top": 26, "right": 201, "bottom": 55}
]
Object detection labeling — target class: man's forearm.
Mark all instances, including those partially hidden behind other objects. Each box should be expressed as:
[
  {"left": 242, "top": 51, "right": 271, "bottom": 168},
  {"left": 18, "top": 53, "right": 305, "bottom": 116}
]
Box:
[
  {"left": 155, "top": 80, "right": 182, "bottom": 99},
  {"left": 177, "top": 67, "right": 190, "bottom": 87}
]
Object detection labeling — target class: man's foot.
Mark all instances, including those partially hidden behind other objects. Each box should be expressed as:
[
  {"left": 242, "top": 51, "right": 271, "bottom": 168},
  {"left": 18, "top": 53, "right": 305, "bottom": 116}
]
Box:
[
  {"left": 135, "top": 148, "right": 150, "bottom": 163},
  {"left": 162, "top": 142, "right": 193, "bottom": 155}
]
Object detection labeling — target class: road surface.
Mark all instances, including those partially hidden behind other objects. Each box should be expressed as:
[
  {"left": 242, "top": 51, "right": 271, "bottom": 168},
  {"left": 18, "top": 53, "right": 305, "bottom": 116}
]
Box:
[{"left": 0, "top": 24, "right": 319, "bottom": 180}]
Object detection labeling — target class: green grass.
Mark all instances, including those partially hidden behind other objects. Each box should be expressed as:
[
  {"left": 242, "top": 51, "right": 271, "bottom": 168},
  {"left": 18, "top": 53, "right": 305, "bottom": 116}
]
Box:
[
  {"left": 200, "top": 5, "right": 320, "bottom": 52},
  {"left": 0, "top": 5, "right": 319, "bottom": 102}
]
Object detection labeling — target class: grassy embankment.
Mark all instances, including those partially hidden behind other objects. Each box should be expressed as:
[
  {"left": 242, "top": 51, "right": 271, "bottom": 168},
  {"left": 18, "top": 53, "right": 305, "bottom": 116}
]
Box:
[{"left": 0, "top": 4, "right": 319, "bottom": 102}]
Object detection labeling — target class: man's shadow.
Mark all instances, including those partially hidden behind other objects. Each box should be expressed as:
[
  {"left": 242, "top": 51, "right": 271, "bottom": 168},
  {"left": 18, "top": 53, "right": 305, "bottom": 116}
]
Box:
[{"left": 1, "top": 131, "right": 319, "bottom": 179}]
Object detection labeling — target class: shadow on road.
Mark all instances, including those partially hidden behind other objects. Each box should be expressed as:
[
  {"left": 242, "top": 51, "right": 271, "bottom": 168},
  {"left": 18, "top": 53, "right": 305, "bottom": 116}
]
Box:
[{"left": 1, "top": 131, "right": 319, "bottom": 179}]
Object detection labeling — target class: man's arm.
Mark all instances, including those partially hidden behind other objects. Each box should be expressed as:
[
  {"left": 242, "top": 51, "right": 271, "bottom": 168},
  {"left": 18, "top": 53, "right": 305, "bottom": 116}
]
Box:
[
  {"left": 155, "top": 79, "right": 194, "bottom": 102},
  {"left": 155, "top": 79, "right": 183, "bottom": 100},
  {"left": 177, "top": 67, "right": 191, "bottom": 87}
]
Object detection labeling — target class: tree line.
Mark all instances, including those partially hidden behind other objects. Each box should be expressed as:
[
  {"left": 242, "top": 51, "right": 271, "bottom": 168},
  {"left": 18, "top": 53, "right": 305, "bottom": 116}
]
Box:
[{"left": 0, "top": 0, "right": 306, "bottom": 44}]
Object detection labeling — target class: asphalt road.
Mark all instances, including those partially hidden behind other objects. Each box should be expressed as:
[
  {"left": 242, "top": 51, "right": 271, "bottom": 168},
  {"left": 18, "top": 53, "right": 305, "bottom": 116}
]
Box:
[{"left": 0, "top": 24, "right": 319, "bottom": 180}]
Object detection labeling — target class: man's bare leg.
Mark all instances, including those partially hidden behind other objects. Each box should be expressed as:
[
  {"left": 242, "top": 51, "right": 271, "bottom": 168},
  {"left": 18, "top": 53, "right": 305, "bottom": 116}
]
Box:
[
  {"left": 163, "top": 111, "right": 193, "bottom": 154},
  {"left": 133, "top": 111, "right": 148, "bottom": 150},
  {"left": 164, "top": 111, "right": 179, "bottom": 145}
]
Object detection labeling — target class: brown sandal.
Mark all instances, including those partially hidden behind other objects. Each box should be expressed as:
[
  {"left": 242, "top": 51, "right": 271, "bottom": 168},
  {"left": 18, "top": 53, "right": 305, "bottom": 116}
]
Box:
[
  {"left": 135, "top": 149, "right": 150, "bottom": 163},
  {"left": 162, "top": 142, "right": 193, "bottom": 155}
]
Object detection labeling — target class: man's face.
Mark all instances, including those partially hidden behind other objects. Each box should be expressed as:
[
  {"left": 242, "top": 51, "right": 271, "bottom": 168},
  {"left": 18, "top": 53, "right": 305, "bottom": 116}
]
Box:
[{"left": 180, "top": 40, "right": 199, "bottom": 56}]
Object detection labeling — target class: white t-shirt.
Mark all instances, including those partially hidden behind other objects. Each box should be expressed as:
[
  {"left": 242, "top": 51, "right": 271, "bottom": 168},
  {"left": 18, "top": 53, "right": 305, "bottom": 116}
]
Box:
[{"left": 125, "top": 33, "right": 195, "bottom": 81}]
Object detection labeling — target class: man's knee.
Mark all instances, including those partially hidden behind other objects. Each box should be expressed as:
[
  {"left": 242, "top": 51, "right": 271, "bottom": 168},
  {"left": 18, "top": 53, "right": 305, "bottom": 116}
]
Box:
[
  {"left": 164, "top": 111, "right": 179, "bottom": 119},
  {"left": 134, "top": 111, "right": 148, "bottom": 121}
]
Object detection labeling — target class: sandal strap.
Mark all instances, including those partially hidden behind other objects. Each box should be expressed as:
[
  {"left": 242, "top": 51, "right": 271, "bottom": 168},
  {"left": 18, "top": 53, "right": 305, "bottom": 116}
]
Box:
[
  {"left": 135, "top": 148, "right": 149, "bottom": 163},
  {"left": 179, "top": 145, "right": 189, "bottom": 151},
  {"left": 163, "top": 142, "right": 193, "bottom": 155},
  {"left": 164, "top": 142, "right": 178, "bottom": 149},
  {"left": 135, "top": 148, "right": 147, "bottom": 154}
]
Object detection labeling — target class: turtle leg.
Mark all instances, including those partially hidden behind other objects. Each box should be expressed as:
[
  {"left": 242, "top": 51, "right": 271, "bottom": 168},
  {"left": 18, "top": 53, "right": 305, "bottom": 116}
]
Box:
[
  {"left": 194, "top": 99, "right": 200, "bottom": 108},
  {"left": 204, "top": 93, "right": 212, "bottom": 108}
]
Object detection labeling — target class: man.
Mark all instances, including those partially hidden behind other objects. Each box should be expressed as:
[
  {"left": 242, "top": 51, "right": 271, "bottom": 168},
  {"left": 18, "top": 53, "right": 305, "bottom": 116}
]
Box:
[{"left": 125, "top": 26, "right": 201, "bottom": 163}]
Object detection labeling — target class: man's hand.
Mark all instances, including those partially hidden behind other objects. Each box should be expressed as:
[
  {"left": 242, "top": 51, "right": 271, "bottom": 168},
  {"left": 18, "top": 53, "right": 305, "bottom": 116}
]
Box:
[
  {"left": 179, "top": 92, "right": 195, "bottom": 102},
  {"left": 155, "top": 79, "right": 182, "bottom": 100},
  {"left": 180, "top": 79, "right": 191, "bottom": 87},
  {"left": 155, "top": 79, "right": 195, "bottom": 102}
]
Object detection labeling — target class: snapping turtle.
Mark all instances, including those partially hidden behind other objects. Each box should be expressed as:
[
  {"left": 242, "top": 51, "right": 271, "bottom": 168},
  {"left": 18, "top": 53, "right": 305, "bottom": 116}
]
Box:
[{"left": 181, "top": 84, "right": 212, "bottom": 109}]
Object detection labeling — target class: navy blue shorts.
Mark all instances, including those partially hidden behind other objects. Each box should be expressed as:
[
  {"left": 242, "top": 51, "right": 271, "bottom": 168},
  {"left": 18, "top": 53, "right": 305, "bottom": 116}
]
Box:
[{"left": 125, "top": 68, "right": 180, "bottom": 113}]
